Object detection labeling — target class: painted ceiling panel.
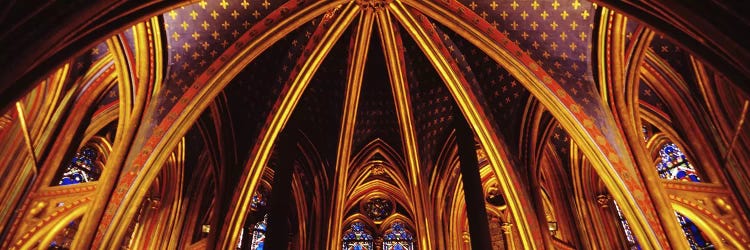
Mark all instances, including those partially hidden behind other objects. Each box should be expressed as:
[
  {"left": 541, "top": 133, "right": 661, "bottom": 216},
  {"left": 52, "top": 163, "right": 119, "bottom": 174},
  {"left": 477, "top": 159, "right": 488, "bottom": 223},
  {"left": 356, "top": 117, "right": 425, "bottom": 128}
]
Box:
[
  {"left": 286, "top": 20, "right": 351, "bottom": 165},
  {"left": 452, "top": 0, "right": 628, "bottom": 149},
  {"left": 158, "top": 0, "right": 289, "bottom": 123},
  {"left": 437, "top": 23, "right": 531, "bottom": 156},
  {"left": 351, "top": 26, "right": 403, "bottom": 158},
  {"left": 399, "top": 21, "right": 458, "bottom": 168},
  {"left": 548, "top": 121, "right": 571, "bottom": 171},
  {"left": 223, "top": 16, "right": 320, "bottom": 162}
]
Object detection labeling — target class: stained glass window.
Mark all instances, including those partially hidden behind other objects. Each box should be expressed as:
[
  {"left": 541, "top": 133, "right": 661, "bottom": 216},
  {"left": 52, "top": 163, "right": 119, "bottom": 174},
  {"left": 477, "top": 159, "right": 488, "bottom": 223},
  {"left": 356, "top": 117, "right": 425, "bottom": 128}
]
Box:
[
  {"left": 250, "top": 192, "right": 267, "bottom": 211},
  {"left": 383, "top": 222, "right": 414, "bottom": 250},
  {"left": 343, "top": 222, "right": 373, "bottom": 250},
  {"left": 57, "top": 147, "right": 101, "bottom": 186},
  {"left": 656, "top": 143, "right": 700, "bottom": 182},
  {"left": 251, "top": 214, "right": 267, "bottom": 250},
  {"left": 655, "top": 143, "right": 713, "bottom": 249}
]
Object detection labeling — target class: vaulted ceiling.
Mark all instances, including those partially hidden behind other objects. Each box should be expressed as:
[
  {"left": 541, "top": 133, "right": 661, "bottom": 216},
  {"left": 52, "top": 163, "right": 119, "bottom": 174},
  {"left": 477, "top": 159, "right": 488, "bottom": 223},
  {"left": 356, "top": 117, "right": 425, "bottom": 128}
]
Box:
[{"left": 151, "top": 0, "right": 604, "bottom": 179}]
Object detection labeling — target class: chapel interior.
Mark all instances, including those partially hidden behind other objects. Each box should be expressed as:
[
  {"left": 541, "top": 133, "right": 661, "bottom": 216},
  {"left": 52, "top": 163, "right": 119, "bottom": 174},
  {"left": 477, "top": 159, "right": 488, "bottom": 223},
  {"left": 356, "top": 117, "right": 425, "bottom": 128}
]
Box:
[{"left": 0, "top": 0, "right": 749, "bottom": 249}]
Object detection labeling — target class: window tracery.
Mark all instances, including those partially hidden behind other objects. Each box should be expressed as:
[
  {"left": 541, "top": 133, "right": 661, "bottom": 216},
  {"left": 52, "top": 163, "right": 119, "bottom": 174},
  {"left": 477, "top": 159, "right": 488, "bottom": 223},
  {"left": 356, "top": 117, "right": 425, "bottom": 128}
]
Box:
[{"left": 655, "top": 143, "right": 713, "bottom": 249}]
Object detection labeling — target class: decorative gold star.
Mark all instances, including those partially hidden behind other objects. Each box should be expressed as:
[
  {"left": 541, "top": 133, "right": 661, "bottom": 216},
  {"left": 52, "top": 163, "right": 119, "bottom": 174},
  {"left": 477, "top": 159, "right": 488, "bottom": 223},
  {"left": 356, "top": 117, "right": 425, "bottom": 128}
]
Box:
[
  {"left": 531, "top": 0, "right": 540, "bottom": 10},
  {"left": 581, "top": 10, "right": 590, "bottom": 19},
  {"left": 510, "top": 1, "right": 519, "bottom": 10},
  {"left": 540, "top": 11, "right": 549, "bottom": 20}
]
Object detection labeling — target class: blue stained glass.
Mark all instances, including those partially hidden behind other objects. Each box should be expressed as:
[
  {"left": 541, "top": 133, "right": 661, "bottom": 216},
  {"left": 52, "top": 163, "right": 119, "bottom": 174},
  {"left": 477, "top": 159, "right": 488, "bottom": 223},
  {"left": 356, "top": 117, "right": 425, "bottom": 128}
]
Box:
[
  {"left": 343, "top": 222, "right": 373, "bottom": 250},
  {"left": 657, "top": 143, "right": 700, "bottom": 182},
  {"left": 57, "top": 147, "right": 101, "bottom": 186},
  {"left": 250, "top": 188, "right": 268, "bottom": 211},
  {"left": 654, "top": 143, "right": 713, "bottom": 249},
  {"left": 251, "top": 215, "right": 267, "bottom": 250},
  {"left": 383, "top": 222, "right": 414, "bottom": 250}
]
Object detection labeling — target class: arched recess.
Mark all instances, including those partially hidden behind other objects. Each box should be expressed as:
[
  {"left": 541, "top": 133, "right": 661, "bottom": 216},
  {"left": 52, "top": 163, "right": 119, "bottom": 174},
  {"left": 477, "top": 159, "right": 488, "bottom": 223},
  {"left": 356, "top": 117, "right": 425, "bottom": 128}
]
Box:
[
  {"left": 428, "top": 132, "right": 463, "bottom": 250},
  {"left": 290, "top": 131, "right": 329, "bottom": 249},
  {"left": 347, "top": 139, "right": 410, "bottom": 199}
]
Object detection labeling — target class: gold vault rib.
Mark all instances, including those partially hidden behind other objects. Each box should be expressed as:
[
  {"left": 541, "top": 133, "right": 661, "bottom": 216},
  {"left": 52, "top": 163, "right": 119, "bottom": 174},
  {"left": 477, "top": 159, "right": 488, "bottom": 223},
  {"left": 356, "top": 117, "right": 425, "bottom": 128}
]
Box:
[
  {"left": 376, "top": 8, "right": 434, "bottom": 249},
  {"left": 328, "top": 6, "right": 373, "bottom": 249}
]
